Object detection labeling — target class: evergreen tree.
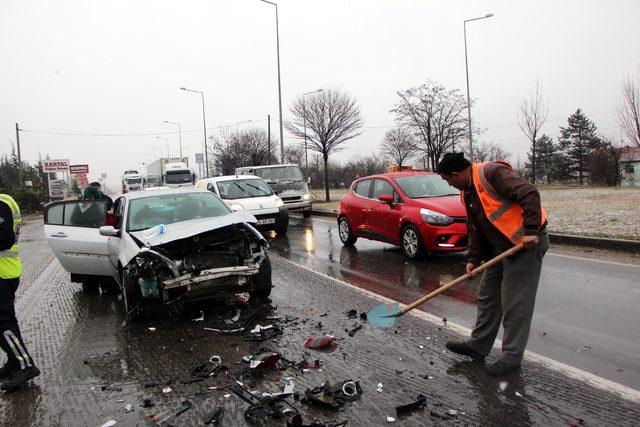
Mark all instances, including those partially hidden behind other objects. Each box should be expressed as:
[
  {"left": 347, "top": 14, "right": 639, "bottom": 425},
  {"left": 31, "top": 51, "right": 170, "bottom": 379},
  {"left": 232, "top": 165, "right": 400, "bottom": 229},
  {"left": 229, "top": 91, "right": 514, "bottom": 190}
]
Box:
[
  {"left": 558, "top": 109, "right": 601, "bottom": 185},
  {"left": 527, "top": 134, "right": 558, "bottom": 183}
]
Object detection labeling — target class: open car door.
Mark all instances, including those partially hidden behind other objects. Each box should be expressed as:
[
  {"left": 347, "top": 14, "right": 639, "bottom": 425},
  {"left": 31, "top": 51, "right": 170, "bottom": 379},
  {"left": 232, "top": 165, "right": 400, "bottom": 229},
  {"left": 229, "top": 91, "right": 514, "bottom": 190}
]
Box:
[{"left": 44, "top": 200, "right": 112, "bottom": 276}]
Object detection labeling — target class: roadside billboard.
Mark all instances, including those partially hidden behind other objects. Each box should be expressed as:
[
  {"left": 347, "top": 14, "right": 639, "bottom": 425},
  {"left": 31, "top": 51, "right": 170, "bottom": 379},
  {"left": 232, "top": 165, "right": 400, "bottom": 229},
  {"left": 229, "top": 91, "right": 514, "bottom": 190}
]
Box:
[
  {"left": 48, "top": 179, "right": 65, "bottom": 199},
  {"left": 195, "top": 153, "right": 204, "bottom": 164},
  {"left": 69, "top": 164, "right": 89, "bottom": 174},
  {"left": 43, "top": 159, "right": 70, "bottom": 173}
]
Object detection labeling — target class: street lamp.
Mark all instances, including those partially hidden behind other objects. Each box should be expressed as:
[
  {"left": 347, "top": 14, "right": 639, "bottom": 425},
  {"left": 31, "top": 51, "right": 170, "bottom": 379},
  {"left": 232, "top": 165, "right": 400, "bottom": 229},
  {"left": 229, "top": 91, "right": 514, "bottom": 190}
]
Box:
[
  {"left": 303, "top": 89, "right": 322, "bottom": 180},
  {"left": 164, "top": 120, "right": 182, "bottom": 158},
  {"left": 155, "top": 136, "right": 169, "bottom": 157},
  {"left": 180, "top": 87, "right": 209, "bottom": 177},
  {"left": 258, "top": 0, "right": 285, "bottom": 164},
  {"left": 463, "top": 13, "right": 493, "bottom": 161},
  {"left": 152, "top": 145, "right": 164, "bottom": 158}
]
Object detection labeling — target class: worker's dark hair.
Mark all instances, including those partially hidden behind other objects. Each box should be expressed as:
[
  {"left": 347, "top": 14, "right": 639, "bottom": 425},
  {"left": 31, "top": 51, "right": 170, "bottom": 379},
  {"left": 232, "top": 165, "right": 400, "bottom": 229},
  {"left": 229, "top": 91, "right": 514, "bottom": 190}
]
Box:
[
  {"left": 436, "top": 152, "right": 471, "bottom": 174},
  {"left": 89, "top": 181, "right": 101, "bottom": 187}
]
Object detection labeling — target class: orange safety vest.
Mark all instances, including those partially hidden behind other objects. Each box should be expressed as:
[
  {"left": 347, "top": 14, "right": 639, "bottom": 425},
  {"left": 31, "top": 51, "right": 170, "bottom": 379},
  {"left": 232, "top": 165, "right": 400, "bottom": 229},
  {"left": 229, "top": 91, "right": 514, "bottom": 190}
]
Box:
[{"left": 462, "top": 162, "right": 547, "bottom": 245}]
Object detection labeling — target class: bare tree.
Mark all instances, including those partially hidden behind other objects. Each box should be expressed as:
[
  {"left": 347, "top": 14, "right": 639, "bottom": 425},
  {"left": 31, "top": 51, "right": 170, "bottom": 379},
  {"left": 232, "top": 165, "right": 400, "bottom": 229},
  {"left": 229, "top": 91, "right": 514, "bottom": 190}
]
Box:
[
  {"left": 284, "top": 144, "right": 304, "bottom": 165},
  {"left": 391, "top": 81, "right": 468, "bottom": 170},
  {"left": 286, "top": 88, "right": 363, "bottom": 201},
  {"left": 518, "top": 80, "right": 549, "bottom": 184},
  {"left": 239, "top": 128, "right": 272, "bottom": 166},
  {"left": 460, "top": 140, "right": 511, "bottom": 163},
  {"left": 209, "top": 127, "right": 274, "bottom": 174},
  {"left": 617, "top": 71, "right": 640, "bottom": 147},
  {"left": 379, "top": 127, "right": 419, "bottom": 169}
]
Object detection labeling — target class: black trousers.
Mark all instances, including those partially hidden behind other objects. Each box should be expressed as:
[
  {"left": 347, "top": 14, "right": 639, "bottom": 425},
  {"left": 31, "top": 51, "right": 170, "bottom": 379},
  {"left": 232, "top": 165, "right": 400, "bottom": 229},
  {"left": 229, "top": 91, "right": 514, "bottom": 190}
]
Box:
[{"left": 0, "top": 278, "right": 34, "bottom": 370}]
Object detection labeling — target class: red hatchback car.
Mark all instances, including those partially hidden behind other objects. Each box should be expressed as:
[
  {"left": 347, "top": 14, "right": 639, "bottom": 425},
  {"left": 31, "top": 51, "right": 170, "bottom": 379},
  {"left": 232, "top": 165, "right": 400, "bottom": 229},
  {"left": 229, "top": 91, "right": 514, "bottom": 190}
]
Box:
[{"left": 337, "top": 171, "right": 468, "bottom": 258}]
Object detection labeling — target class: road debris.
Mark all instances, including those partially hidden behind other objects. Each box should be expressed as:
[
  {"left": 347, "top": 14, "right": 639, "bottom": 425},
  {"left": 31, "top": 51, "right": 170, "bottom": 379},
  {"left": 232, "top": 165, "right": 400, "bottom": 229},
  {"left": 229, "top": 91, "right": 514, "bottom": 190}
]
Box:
[
  {"left": 499, "top": 381, "right": 508, "bottom": 392},
  {"left": 204, "top": 326, "right": 245, "bottom": 334},
  {"left": 228, "top": 380, "right": 301, "bottom": 424},
  {"left": 577, "top": 346, "right": 592, "bottom": 352},
  {"left": 346, "top": 309, "right": 358, "bottom": 318},
  {"left": 100, "top": 421, "right": 117, "bottom": 427},
  {"left": 395, "top": 394, "right": 427, "bottom": 415},
  {"left": 140, "top": 399, "right": 155, "bottom": 408},
  {"left": 515, "top": 391, "right": 523, "bottom": 398},
  {"left": 387, "top": 416, "right": 396, "bottom": 422},
  {"left": 300, "top": 380, "right": 363, "bottom": 408},
  {"left": 376, "top": 383, "right": 384, "bottom": 392},
  {"left": 124, "top": 404, "right": 133, "bottom": 412},
  {"left": 231, "top": 309, "right": 242, "bottom": 322},
  {"left": 162, "top": 387, "right": 172, "bottom": 394},
  {"left": 248, "top": 352, "right": 281, "bottom": 369},
  {"left": 304, "top": 336, "right": 338, "bottom": 353},
  {"left": 148, "top": 327, "right": 156, "bottom": 332},
  {"left": 203, "top": 407, "right": 225, "bottom": 425},
  {"left": 192, "top": 310, "right": 205, "bottom": 322},
  {"left": 347, "top": 324, "right": 362, "bottom": 337},
  {"left": 251, "top": 324, "right": 274, "bottom": 334}
]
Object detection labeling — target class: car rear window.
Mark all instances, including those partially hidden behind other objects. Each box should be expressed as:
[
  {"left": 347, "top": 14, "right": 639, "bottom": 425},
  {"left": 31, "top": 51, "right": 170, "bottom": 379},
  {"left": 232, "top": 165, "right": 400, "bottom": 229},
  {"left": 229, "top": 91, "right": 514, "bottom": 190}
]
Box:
[{"left": 354, "top": 179, "right": 372, "bottom": 197}]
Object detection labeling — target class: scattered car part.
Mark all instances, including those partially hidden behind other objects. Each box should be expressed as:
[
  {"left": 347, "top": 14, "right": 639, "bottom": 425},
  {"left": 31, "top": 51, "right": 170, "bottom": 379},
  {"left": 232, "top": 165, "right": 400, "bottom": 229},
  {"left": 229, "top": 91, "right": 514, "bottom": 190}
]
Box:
[
  {"left": 203, "top": 407, "right": 225, "bottom": 425},
  {"left": 302, "top": 380, "right": 363, "bottom": 409},
  {"left": 304, "top": 336, "right": 338, "bottom": 353},
  {"left": 395, "top": 394, "right": 427, "bottom": 415}
]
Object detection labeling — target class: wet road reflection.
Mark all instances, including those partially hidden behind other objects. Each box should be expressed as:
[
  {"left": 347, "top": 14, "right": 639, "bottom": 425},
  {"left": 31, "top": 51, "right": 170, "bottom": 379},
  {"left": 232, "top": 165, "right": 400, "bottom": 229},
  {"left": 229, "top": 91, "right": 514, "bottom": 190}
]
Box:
[{"left": 267, "top": 216, "right": 478, "bottom": 326}]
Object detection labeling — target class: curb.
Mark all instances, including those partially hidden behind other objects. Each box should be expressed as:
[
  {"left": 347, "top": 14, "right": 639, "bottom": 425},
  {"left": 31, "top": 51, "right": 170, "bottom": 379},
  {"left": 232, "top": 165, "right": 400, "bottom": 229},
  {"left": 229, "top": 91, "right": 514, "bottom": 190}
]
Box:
[{"left": 311, "top": 209, "right": 640, "bottom": 253}]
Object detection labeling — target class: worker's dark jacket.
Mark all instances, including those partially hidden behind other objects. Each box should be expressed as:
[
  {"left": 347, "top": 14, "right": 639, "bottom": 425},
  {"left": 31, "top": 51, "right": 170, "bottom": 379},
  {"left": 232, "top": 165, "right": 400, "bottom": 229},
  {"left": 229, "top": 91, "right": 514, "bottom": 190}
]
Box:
[
  {"left": 0, "top": 202, "right": 15, "bottom": 252},
  {"left": 464, "top": 162, "right": 546, "bottom": 265}
]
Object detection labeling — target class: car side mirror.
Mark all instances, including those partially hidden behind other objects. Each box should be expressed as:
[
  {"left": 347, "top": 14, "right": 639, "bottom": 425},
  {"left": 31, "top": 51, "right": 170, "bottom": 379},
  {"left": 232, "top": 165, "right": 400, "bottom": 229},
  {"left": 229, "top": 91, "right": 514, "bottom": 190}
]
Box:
[
  {"left": 378, "top": 194, "right": 394, "bottom": 205},
  {"left": 99, "top": 225, "right": 120, "bottom": 237}
]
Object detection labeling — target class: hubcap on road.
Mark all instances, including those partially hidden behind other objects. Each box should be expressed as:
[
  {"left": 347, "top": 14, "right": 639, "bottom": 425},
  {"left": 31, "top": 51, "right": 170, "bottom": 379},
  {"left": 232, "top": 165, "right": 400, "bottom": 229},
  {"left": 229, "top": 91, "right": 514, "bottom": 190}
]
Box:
[
  {"left": 339, "top": 220, "right": 349, "bottom": 241},
  {"left": 403, "top": 229, "right": 417, "bottom": 256}
]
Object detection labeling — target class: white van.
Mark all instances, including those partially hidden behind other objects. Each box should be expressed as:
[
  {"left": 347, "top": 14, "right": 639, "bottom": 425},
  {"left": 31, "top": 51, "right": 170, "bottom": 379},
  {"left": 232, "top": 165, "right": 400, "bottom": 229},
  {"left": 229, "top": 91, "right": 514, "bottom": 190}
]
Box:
[{"left": 196, "top": 175, "right": 289, "bottom": 235}]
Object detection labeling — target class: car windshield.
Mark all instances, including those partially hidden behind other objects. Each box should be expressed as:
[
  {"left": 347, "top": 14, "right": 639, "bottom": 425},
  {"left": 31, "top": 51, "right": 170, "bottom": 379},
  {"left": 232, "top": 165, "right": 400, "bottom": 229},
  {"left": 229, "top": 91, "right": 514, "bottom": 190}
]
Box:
[
  {"left": 394, "top": 175, "right": 459, "bottom": 198},
  {"left": 253, "top": 166, "right": 303, "bottom": 182},
  {"left": 165, "top": 170, "right": 192, "bottom": 184},
  {"left": 128, "top": 192, "right": 231, "bottom": 231},
  {"left": 125, "top": 177, "right": 142, "bottom": 184},
  {"left": 217, "top": 178, "right": 273, "bottom": 199}
]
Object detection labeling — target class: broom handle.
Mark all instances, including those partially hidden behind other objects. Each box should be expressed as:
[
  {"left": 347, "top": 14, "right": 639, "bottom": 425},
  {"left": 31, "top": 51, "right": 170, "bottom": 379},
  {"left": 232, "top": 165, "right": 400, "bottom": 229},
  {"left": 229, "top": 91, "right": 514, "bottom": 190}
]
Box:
[{"left": 400, "top": 243, "right": 525, "bottom": 315}]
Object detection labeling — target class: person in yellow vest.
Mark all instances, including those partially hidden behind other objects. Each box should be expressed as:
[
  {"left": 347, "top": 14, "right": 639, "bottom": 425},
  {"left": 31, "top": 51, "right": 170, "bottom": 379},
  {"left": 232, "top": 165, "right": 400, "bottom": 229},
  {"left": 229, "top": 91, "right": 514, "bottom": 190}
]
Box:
[
  {"left": 0, "top": 194, "right": 40, "bottom": 391},
  {"left": 436, "top": 153, "right": 549, "bottom": 376}
]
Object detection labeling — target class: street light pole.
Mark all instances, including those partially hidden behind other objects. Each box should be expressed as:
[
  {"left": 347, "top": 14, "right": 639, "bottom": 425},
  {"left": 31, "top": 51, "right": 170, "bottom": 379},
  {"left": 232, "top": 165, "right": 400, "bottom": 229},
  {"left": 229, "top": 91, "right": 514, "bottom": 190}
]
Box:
[
  {"left": 180, "top": 87, "right": 209, "bottom": 177},
  {"left": 463, "top": 13, "right": 493, "bottom": 161},
  {"left": 259, "top": 0, "right": 285, "bottom": 164},
  {"left": 302, "top": 89, "right": 322, "bottom": 181},
  {"left": 15, "top": 123, "right": 22, "bottom": 185},
  {"left": 164, "top": 120, "right": 182, "bottom": 158},
  {"left": 156, "top": 136, "right": 169, "bottom": 157}
]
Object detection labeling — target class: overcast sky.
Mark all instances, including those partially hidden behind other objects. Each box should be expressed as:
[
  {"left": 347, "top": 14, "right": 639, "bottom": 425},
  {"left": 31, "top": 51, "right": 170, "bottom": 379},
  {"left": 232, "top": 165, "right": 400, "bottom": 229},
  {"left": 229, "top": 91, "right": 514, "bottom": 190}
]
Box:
[{"left": 1, "top": 0, "right": 639, "bottom": 187}]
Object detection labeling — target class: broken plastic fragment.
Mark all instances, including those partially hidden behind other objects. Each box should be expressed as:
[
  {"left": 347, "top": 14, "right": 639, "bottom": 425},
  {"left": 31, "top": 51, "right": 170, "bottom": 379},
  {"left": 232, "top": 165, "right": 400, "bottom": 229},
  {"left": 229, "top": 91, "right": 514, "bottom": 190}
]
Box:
[
  {"left": 342, "top": 381, "right": 357, "bottom": 396},
  {"left": 192, "top": 311, "right": 205, "bottom": 322},
  {"left": 162, "top": 387, "right": 172, "bottom": 394},
  {"left": 148, "top": 327, "right": 156, "bottom": 332},
  {"left": 231, "top": 309, "right": 241, "bottom": 322},
  {"left": 140, "top": 399, "right": 154, "bottom": 408},
  {"left": 250, "top": 324, "right": 273, "bottom": 334},
  {"left": 224, "top": 394, "right": 231, "bottom": 398},
  {"left": 203, "top": 407, "right": 225, "bottom": 425},
  {"left": 346, "top": 309, "right": 358, "bottom": 318},
  {"left": 515, "top": 391, "right": 523, "bottom": 398},
  {"left": 124, "top": 404, "right": 133, "bottom": 412},
  {"left": 448, "top": 409, "right": 458, "bottom": 417},
  {"left": 418, "top": 345, "right": 424, "bottom": 350},
  {"left": 387, "top": 416, "right": 396, "bottom": 422},
  {"left": 395, "top": 394, "right": 427, "bottom": 415},
  {"left": 499, "top": 381, "right": 508, "bottom": 392},
  {"left": 100, "top": 421, "right": 117, "bottom": 427},
  {"left": 304, "top": 335, "right": 338, "bottom": 353},
  {"left": 249, "top": 352, "right": 281, "bottom": 369},
  {"left": 209, "top": 355, "right": 222, "bottom": 367},
  {"left": 347, "top": 325, "right": 362, "bottom": 337},
  {"left": 376, "top": 383, "right": 384, "bottom": 393}
]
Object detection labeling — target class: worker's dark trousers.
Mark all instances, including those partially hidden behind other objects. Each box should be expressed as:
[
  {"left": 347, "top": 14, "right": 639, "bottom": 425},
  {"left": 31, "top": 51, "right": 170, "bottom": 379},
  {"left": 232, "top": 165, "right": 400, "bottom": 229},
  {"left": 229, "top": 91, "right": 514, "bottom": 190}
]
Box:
[
  {"left": 467, "top": 231, "right": 549, "bottom": 365},
  {"left": 0, "top": 278, "right": 35, "bottom": 370}
]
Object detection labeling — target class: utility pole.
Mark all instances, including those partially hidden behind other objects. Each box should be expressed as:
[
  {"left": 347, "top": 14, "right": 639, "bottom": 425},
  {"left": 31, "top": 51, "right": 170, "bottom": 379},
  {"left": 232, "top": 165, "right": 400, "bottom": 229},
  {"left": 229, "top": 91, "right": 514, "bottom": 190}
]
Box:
[
  {"left": 267, "top": 115, "right": 271, "bottom": 165},
  {"left": 15, "top": 123, "right": 22, "bottom": 185}
]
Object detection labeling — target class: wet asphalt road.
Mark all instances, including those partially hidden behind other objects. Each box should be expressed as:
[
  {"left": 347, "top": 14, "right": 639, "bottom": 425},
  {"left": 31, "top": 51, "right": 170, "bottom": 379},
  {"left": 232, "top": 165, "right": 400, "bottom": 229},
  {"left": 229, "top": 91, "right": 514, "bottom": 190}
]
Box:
[
  {"left": 0, "top": 218, "right": 639, "bottom": 426},
  {"left": 268, "top": 216, "right": 640, "bottom": 391}
]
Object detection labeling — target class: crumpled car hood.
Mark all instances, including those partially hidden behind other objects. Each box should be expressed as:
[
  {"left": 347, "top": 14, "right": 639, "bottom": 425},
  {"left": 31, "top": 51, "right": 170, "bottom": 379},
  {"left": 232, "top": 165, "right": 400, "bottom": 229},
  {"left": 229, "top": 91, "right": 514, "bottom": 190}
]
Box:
[{"left": 130, "top": 210, "right": 264, "bottom": 248}]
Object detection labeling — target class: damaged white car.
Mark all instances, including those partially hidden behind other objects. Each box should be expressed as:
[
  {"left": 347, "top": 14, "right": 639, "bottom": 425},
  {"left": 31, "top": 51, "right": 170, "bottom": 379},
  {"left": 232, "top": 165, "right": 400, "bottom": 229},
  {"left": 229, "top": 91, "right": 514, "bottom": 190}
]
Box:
[{"left": 44, "top": 188, "right": 272, "bottom": 315}]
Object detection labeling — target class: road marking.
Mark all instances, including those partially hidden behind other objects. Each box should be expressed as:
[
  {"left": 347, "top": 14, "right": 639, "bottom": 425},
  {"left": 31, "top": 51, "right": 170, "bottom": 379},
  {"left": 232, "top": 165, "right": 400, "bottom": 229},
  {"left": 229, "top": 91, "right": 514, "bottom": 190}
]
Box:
[
  {"left": 547, "top": 252, "right": 640, "bottom": 268},
  {"left": 274, "top": 253, "right": 640, "bottom": 403}
]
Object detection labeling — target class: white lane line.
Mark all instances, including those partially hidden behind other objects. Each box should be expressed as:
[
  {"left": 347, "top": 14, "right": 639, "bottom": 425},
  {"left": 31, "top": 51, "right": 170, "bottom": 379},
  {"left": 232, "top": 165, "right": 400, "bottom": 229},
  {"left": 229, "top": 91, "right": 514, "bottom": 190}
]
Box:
[
  {"left": 273, "top": 253, "right": 640, "bottom": 403},
  {"left": 547, "top": 252, "right": 640, "bottom": 268}
]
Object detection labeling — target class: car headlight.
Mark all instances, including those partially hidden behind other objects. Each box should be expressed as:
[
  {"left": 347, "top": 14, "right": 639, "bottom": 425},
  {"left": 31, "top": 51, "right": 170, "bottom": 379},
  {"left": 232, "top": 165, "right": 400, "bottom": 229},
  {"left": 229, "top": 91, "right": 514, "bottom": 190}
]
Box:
[
  {"left": 420, "top": 208, "right": 453, "bottom": 225},
  {"left": 275, "top": 197, "right": 284, "bottom": 207},
  {"left": 302, "top": 193, "right": 311, "bottom": 201},
  {"left": 229, "top": 203, "right": 245, "bottom": 211}
]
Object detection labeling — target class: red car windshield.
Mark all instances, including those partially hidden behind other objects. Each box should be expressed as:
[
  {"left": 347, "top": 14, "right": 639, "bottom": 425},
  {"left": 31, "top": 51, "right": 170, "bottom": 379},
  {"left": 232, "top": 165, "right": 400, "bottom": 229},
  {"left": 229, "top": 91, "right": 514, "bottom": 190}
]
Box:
[{"left": 394, "top": 175, "right": 459, "bottom": 199}]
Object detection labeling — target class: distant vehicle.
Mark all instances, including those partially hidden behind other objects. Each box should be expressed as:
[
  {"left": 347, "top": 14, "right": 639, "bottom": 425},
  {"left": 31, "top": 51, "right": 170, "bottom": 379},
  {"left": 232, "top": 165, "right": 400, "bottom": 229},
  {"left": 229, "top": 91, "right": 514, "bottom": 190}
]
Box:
[
  {"left": 196, "top": 175, "right": 288, "bottom": 235},
  {"left": 337, "top": 171, "right": 468, "bottom": 258},
  {"left": 146, "top": 157, "right": 194, "bottom": 188},
  {"left": 122, "top": 171, "right": 144, "bottom": 193},
  {"left": 43, "top": 188, "right": 272, "bottom": 314},
  {"left": 235, "top": 164, "right": 312, "bottom": 217}
]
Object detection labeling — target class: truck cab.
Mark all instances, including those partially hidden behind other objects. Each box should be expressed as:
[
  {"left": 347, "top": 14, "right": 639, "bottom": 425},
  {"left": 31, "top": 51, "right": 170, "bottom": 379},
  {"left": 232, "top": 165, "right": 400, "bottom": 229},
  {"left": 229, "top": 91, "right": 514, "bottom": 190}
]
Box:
[
  {"left": 164, "top": 162, "right": 194, "bottom": 188},
  {"left": 122, "top": 171, "right": 144, "bottom": 193}
]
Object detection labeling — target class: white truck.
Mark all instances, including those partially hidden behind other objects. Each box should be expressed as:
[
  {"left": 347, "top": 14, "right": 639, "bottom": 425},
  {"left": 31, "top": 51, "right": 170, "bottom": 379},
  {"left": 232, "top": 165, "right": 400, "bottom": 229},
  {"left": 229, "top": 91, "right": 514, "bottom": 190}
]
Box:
[
  {"left": 121, "top": 170, "right": 144, "bottom": 193},
  {"left": 146, "top": 157, "right": 194, "bottom": 188}
]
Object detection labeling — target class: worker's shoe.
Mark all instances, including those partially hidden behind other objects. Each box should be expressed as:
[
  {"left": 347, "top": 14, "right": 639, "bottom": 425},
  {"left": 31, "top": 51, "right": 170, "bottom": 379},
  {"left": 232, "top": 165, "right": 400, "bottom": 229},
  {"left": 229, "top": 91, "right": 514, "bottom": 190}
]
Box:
[
  {"left": 485, "top": 360, "right": 520, "bottom": 377},
  {"left": 0, "top": 362, "right": 19, "bottom": 380},
  {"left": 0, "top": 366, "right": 40, "bottom": 392},
  {"left": 445, "top": 341, "right": 485, "bottom": 362}
]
